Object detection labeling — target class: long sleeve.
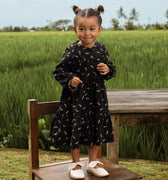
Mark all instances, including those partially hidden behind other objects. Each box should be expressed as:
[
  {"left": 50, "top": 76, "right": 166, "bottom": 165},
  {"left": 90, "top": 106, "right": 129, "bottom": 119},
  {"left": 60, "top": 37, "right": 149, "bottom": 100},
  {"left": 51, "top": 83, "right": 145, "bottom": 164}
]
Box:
[
  {"left": 102, "top": 44, "right": 116, "bottom": 80},
  {"left": 53, "top": 48, "right": 77, "bottom": 91}
]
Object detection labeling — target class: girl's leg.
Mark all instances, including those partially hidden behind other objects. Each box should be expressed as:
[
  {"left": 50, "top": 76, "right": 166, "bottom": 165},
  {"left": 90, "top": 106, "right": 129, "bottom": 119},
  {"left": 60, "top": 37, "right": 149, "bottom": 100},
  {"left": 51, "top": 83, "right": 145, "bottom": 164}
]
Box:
[
  {"left": 69, "top": 145, "right": 85, "bottom": 179},
  {"left": 71, "top": 145, "right": 81, "bottom": 170},
  {"left": 88, "top": 145, "right": 99, "bottom": 162},
  {"left": 87, "top": 146, "right": 109, "bottom": 177}
]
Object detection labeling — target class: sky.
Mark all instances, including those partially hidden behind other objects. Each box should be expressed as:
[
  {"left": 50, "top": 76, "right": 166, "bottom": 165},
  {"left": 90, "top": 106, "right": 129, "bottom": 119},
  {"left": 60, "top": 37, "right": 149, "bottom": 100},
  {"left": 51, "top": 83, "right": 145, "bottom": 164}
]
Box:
[{"left": 0, "top": 0, "right": 168, "bottom": 29}]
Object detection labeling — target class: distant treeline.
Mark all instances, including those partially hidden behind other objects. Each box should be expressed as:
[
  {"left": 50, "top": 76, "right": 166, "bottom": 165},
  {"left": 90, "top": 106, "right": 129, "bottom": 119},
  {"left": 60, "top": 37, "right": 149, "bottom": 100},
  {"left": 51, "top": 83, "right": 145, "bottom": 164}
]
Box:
[
  {"left": 1, "top": 7, "right": 168, "bottom": 32},
  {"left": 1, "top": 21, "right": 168, "bottom": 32}
]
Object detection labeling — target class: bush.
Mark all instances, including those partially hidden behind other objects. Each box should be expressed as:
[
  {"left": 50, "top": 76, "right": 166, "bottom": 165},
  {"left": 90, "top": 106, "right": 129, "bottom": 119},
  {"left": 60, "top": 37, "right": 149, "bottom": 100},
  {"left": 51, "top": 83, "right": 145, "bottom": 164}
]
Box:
[
  {"left": 155, "top": 23, "right": 165, "bottom": 30},
  {"left": 126, "top": 21, "right": 135, "bottom": 30}
]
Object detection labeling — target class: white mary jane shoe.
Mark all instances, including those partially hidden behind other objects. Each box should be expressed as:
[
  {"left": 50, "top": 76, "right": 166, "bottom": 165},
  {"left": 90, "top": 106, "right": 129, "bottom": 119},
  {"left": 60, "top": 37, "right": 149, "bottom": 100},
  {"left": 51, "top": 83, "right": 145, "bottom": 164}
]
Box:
[
  {"left": 68, "top": 162, "right": 85, "bottom": 179},
  {"left": 86, "top": 161, "right": 109, "bottom": 177}
]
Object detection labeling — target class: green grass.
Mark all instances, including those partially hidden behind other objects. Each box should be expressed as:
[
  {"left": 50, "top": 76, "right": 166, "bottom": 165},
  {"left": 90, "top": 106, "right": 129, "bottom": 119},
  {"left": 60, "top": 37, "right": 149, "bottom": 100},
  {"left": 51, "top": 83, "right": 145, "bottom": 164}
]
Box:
[
  {"left": 1, "top": 148, "right": 168, "bottom": 180},
  {"left": 0, "top": 30, "right": 168, "bottom": 161},
  {"left": 0, "top": 148, "right": 74, "bottom": 180},
  {"left": 120, "top": 159, "right": 168, "bottom": 180}
]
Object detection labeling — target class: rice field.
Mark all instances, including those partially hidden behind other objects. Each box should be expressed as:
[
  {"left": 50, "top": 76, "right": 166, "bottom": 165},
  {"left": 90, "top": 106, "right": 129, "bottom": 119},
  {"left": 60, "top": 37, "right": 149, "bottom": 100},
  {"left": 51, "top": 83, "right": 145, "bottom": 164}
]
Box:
[{"left": 0, "top": 30, "right": 168, "bottom": 160}]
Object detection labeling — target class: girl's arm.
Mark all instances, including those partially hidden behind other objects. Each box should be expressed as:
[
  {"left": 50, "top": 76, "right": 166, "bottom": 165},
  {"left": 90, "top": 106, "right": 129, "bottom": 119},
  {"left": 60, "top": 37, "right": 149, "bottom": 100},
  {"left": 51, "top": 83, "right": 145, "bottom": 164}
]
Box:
[
  {"left": 70, "top": 77, "right": 83, "bottom": 88},
  {"left": 53, "top": 49, "right": 79, "bottom": 91},
  {"left": 100, "top": 44, "right": 116, "bottom": 80},
  {"left": 97, "top": 63, "right": 110, "bottom": 75}
]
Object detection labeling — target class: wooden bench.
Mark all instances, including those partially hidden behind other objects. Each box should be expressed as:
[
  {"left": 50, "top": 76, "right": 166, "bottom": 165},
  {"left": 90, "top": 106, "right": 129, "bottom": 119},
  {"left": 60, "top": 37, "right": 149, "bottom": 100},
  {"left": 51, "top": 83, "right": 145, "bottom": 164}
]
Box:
[
  {"left": 106, "top": 89, "right": 168, "bottom": 164},
  {"left": 28, "top": 93, "right": 143, "bottom": 180}
]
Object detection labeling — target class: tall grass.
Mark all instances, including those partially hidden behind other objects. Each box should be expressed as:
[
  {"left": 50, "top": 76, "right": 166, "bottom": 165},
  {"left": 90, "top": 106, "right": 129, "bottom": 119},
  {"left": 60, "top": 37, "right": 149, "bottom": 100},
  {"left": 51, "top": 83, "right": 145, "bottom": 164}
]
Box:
[
  {"left": 0, "top": 31, "right": 168, "bottom": 161},
  {"left": 119, "top": 125, "right": 168, "bottom": 161}
]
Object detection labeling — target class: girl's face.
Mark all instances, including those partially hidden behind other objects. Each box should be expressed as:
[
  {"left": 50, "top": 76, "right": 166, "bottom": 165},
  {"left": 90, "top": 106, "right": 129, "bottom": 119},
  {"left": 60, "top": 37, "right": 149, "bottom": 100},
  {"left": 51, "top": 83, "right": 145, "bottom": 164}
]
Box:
[{"left": 73, "top": 16, "right": 102, "bottom": 48}]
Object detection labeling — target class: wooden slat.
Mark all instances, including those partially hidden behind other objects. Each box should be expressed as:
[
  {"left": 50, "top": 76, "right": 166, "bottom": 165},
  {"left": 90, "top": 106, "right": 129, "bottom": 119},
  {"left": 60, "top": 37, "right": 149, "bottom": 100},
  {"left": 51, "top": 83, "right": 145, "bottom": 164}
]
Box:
[
  {"left": 39, "top": 158, "right": 88, "bottom": 168},
  {"left": 119, "top": 113, "right": 168, "bottom": 126},
  {"left": 107, "top": 114, "right": 119, "bottom": 164},
  {"left": 28, "top": 100, "right": 39, "bottom": 180},
  {"left": 107, "top": 89, "right": 168, "bottom": 113},
  {"left": 36, "top": 101, "right": 60, "bottom": 116},
  {"left": 32, "top": 158, "right": 142, "bottom": 180}
]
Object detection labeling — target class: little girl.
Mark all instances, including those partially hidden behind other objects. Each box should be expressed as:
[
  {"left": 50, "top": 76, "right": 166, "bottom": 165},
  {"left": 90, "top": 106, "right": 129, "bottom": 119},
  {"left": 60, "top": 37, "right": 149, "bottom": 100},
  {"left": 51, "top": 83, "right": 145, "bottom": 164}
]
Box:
[{"left": 50, "top": 5, "right": 116, "bottom": 179}]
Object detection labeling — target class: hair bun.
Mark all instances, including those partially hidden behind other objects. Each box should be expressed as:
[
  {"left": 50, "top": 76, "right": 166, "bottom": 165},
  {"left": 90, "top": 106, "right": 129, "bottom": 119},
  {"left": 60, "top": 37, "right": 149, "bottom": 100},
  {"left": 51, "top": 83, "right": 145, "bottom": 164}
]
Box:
[
  {"left": 72, "top": 5, "right": 81, "bottom": 14},
  {"left": 97, "top": 5, "right": 104, "bottom": 14}
]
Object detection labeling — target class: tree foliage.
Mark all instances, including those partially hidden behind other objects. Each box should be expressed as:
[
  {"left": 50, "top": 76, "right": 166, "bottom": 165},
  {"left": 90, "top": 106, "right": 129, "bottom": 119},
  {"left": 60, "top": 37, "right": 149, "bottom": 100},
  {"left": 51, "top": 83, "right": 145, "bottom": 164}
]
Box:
[
  {"left": 117, "top": 7, "right": 127, "bottom": 19},
  {"left": 50, "top": 19, "right": 71, "bottom": 30},
  {"left": 129, "top": 7, "right": 139, "bottom": 22},
  {"left": 111, "top": 18, "right": 119, "bottom": 30}
]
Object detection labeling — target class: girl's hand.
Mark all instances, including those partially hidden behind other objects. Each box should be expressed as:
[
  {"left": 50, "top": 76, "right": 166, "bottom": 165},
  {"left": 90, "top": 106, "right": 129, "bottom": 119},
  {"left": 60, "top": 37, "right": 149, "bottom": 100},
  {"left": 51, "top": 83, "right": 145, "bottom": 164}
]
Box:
[
  {"left": 97, "top": 63, "right": 110, "bottom": 75},
  {"left": 71, "top": 77, "right": 83, "bottom": 88}
]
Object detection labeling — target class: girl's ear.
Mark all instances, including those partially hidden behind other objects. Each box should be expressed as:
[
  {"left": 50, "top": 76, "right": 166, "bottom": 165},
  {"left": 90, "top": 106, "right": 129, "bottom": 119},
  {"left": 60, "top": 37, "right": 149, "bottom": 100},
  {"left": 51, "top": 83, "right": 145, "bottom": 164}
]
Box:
[
  {"left": 73, "top": 26, "right": 77, "bottom": 33},
  {"left": 99, "top": 26, "right": 103, "bottom": 33}
]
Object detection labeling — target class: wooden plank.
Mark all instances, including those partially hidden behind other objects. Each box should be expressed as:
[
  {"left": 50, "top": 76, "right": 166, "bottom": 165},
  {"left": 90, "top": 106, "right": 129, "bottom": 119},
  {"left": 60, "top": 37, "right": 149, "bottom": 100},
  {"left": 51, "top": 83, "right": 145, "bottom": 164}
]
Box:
[
  {"left": 32, "top": 158, "right": 142, "bottom": 180},
  {"left": 107, "top": 114, "right": 119, "bottom": 164},
  {"left": 28, "top": 99, "right": 39, "bottom": 180},
  {"left": 28, "top": 99, "right": 39, "bottom": 169},
  {"left": 39, "top": 158, "right": 88, "bottom": 168},
  {"left": 107, "top": 89, "right": 168, "bottom": 113},
  {"left": 108, "top": 104, "right": 168, "bottom": 113},
  {"left": 37, "top": 101, "right": 60, "bottom": 116},
  {"left": 119, "top": 113, "right": 168, "bottom": 126}
]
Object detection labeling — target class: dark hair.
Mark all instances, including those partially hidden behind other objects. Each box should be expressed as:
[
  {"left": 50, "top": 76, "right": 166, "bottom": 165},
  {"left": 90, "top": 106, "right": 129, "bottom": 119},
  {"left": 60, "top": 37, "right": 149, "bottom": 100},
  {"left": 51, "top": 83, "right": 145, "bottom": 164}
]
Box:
[{"left": 72, "top": 5, "right": 104, "bottom": 26}]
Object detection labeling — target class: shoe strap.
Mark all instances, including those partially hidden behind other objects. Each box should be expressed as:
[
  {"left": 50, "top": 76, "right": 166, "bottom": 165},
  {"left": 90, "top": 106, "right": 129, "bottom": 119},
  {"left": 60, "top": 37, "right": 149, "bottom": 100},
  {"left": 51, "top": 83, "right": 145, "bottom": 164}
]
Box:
[
  {"left": 68, "top": 162, "right": 83, "bottom": 171},
  {"left": 88, "top": 161, "right": 103, "bottom": 168}
]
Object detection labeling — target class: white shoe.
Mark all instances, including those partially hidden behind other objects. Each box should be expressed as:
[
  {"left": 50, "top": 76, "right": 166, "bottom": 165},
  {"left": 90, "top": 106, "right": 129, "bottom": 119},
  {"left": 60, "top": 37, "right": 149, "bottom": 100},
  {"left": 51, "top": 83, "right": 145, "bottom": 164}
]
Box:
[
  {"left": 68, "top": 162, "right": 85, "bottom": 179},
  {"left": 86, "top": 161, "right": 109, "bottom": 177}
]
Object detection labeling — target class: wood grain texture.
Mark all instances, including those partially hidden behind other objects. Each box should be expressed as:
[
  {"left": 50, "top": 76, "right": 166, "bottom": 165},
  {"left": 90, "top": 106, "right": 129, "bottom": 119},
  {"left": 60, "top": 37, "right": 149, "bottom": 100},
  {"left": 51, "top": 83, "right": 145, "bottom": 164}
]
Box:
[
  {"left": 28, "top": 99, "right": 39, "bottom": 177},
  {"left": 32, "top": 158, "right": 142, "bottom": 180},
  {"left": 107, "top": 114, "right": 119, "bottom": 164},
  {"left": 107, "top": 89, "right": 168, "bottom": 113},
  {"left": 119, "top": 113, "right": 168, "bottom": 126}
]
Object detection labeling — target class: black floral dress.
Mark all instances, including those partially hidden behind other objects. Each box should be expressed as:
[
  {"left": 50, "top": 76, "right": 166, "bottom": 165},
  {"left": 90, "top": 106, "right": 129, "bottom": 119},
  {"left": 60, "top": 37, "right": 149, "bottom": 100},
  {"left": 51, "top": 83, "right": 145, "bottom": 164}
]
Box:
[{"left": 49, "top": 41, "right": 116, "bottom": 150}]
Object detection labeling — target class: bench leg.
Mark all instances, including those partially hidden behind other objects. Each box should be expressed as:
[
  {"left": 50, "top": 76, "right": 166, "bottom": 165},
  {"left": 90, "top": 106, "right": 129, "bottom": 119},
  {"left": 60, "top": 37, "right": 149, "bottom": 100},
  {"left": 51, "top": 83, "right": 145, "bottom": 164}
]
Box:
[{"left": 107, "top": 114, "right": 119, "bottom": 164}]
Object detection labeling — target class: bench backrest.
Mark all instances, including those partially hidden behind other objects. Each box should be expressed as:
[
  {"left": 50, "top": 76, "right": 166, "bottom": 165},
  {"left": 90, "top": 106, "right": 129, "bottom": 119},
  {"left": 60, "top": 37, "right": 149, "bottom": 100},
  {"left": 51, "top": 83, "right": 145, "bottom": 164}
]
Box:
[
  {"left": 28, "top": 99, "right": 102, "bottom": 171},
  {"left": 28, "top": 99, "right": 60, "bottom": 169}
]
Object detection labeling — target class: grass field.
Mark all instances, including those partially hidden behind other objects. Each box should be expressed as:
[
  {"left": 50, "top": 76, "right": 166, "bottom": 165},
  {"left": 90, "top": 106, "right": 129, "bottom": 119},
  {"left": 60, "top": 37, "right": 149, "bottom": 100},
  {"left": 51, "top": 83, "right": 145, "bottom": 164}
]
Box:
[
  {"left": 0, "top": 30, "right": 168, "bottom": 161},
  {"left": 1, "top": 148, "right": 168, "bottom": 180}
]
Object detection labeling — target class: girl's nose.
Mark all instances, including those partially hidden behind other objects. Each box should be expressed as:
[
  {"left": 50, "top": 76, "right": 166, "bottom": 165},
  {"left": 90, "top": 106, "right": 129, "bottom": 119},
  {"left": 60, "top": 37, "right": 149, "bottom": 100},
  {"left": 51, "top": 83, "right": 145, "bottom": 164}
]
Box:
[{"left": 85, "top": 30, "right": 89, "bottom": 35}]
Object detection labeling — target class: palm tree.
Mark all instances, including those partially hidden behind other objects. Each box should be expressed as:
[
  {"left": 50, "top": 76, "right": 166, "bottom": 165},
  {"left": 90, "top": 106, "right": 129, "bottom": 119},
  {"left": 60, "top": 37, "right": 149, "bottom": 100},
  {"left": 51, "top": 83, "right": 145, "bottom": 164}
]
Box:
[
  {"left": 117, "top": 7, "right": 127, "bottom": 27},
  {"left": 111, "top": 18, "right": 119, "bottom": 30},
  {"left": 129, "top": 7, "right": 139, "bottom": 24}
]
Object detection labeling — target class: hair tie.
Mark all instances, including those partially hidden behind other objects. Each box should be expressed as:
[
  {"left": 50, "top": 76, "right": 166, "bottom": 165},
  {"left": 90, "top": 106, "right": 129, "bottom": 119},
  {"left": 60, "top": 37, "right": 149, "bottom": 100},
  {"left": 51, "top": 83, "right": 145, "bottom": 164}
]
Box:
[
  {"left": 73, "top": 6, "right": 81, "bottom": 14},
  {"left": 75, "top": 7, "right": 81, "bottom": 14},
  {"left": 95, "top": 5, "right": 104, "bottom": 14},
  {"left": 94, "top": 9, "right": 100, "bottom": 14}
]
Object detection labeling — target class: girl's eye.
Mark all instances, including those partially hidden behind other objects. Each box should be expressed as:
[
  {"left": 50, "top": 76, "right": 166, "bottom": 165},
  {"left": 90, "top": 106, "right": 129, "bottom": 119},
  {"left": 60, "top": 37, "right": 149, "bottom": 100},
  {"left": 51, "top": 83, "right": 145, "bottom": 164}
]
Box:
[
  {"left": 79, "top": 28, "right": 84, "bottom": 31},
  {"left": 90, "top": 28, "right": 95, "bottom": 31}
]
